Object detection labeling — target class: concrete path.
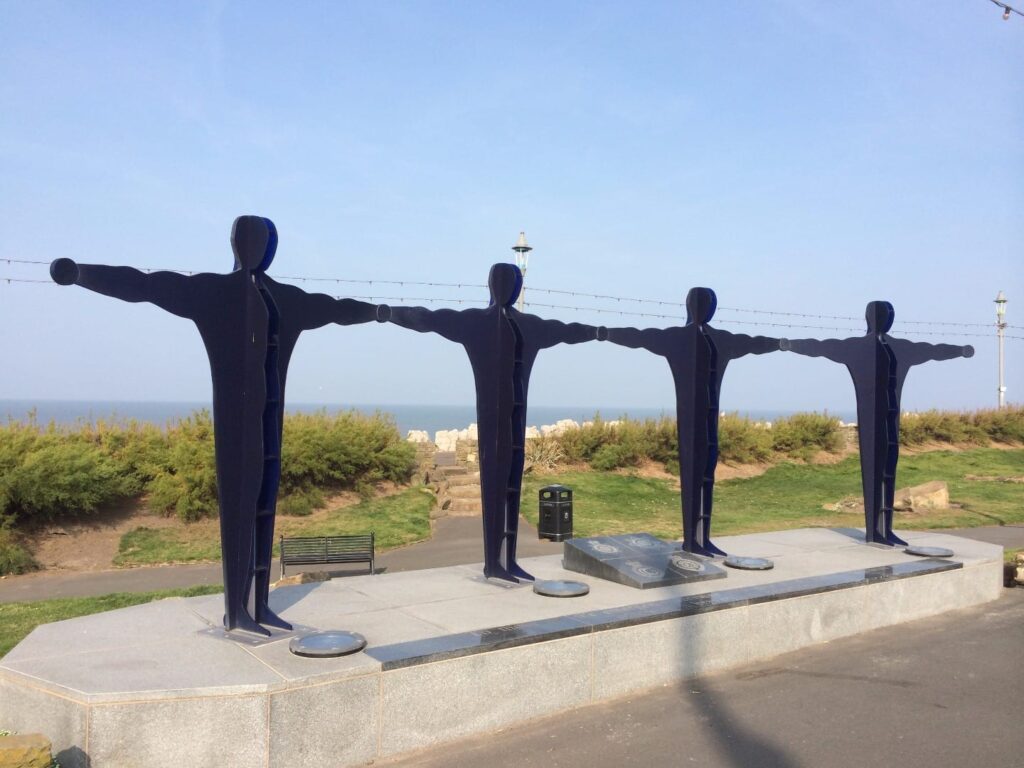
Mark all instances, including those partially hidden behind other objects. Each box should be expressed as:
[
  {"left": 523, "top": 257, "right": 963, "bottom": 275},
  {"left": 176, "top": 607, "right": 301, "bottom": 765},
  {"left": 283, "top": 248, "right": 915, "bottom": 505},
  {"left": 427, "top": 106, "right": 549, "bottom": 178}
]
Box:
[
  {"left": 0, "top": 522, "right": 1019, "bottom": 605},
  {"left": 380, "top": 589, "right": 1024, "bottom": 768},
  {"left": 0, "top": 515, "right": 562, "bottom": 604}
]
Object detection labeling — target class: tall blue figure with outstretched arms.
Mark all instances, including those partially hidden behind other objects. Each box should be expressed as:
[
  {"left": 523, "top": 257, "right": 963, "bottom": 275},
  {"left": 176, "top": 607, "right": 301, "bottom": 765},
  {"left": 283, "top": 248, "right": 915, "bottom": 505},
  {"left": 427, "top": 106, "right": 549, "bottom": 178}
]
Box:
[
  {"left": 383, "top": 263, "right": 599, "bottom": 583},
  {"left": 781, "top": 301, "right": 973, "bottom": 546},
  {"left": 601, "top": 287, "right": 780, "bottom": 557},
  {"left": 50, "top": 216, "right": 382, "bottom": 635}
]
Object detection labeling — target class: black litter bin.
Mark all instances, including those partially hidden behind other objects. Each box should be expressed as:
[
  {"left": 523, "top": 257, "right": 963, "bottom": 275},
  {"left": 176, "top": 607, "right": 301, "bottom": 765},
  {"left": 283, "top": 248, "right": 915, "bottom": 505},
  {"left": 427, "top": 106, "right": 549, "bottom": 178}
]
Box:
[{"left": 538, "top": 485, "right": 573, "bottom": 542}]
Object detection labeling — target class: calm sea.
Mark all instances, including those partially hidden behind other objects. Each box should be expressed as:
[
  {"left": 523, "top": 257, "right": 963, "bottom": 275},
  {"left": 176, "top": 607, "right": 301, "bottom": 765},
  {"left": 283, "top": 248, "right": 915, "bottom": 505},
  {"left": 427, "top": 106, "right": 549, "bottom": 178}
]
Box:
[{"left": 0, "top": 400, "right": 853, "bottom": 437}]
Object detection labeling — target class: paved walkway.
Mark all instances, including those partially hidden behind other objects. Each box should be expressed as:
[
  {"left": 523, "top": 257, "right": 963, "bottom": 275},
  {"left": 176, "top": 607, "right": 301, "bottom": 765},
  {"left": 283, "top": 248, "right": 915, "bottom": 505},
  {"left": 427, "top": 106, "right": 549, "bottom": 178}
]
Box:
[
  {"left": 0, "top": 522, "right": 1019, "bottom": 604},
  {"left": 380, "top": 590, "right": 1024, "bottom": 768},
  {"left": 0, "top": 516, "right": 562, "bottom": 603}
]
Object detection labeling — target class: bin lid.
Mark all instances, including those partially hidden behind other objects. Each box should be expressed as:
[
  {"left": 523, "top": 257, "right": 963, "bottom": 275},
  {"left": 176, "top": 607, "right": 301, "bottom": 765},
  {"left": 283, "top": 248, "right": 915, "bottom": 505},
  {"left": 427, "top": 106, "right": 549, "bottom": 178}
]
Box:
[{"left": 539, "top": 484, "right": 573, "bottom": 499}]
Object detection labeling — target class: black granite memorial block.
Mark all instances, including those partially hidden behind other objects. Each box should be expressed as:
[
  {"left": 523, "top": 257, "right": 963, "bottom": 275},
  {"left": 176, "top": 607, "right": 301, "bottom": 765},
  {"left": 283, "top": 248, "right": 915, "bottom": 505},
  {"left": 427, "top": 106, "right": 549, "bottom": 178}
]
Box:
[{"left": 563, "top": 533, "right": 727, "bottom": 589}]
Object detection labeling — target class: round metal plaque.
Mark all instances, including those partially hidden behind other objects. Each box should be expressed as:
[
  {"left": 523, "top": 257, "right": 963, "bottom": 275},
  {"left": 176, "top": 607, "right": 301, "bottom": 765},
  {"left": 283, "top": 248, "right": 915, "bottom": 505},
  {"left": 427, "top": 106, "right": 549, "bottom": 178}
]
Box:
[
  {"left": 289, "top": 630, "right": 367, "bottom": 658},
  {"left": 533, "top": 579, "right": 590, "bottom": 598},
  {"left": 904, "top": 545, "right": 954, "bottom": 558},
  {"left": 724, "top": 556, "right": 775, "bottom": 571}
]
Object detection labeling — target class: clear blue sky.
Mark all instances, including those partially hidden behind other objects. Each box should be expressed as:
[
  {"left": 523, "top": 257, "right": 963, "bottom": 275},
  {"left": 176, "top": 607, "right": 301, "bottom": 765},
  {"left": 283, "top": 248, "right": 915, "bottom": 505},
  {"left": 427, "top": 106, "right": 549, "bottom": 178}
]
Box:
[{"left": 2, "top": 1, "right": 1021, "bottom": 417}]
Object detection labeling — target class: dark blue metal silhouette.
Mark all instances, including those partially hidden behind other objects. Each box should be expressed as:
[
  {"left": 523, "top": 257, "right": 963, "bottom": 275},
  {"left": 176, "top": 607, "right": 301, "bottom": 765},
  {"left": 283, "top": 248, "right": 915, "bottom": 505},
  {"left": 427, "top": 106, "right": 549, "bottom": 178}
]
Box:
[
  {"left": 50, "top": 216, "right": 380, "bottom": 635},
  {"left": 781, "top": 301, "right": 973, "bottom": 546},
  {"left": 383, "top": 263, "right": 598, "bottom": 582},
  {"left": 601, "top": 287, "right": 780, "bottom": 557}
]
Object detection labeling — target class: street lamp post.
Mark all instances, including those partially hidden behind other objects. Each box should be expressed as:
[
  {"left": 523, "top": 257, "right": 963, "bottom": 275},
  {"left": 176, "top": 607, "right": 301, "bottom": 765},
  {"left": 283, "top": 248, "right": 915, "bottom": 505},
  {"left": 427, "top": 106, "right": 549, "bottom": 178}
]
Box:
[
  {"left": 996, "top": 291, "right": 1008, "bottom": 408},
  {"left": 511, "top": 232, "right": 532, "bottom": 313}
]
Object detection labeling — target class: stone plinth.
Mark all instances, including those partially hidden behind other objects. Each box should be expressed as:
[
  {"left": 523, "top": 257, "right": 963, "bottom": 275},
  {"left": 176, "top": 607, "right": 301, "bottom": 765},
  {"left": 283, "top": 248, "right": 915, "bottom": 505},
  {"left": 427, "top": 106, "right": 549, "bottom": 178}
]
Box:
[{"left": 0, "top": 529, "right": 1003, "bottom": 768}]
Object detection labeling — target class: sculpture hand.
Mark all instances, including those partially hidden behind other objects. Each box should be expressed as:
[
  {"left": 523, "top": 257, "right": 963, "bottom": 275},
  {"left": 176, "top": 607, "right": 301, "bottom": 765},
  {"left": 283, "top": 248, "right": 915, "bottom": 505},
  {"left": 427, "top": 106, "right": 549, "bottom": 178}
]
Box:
[
  {"left": 597, "top": 325, "right": 608, "bottom": 341},
  {"left": 50, "top": 258, "right": 80, "bottom": 286},
  {"left": 963, "top": 345, "right": 974, "bottom": 358},
  {"left": 780, "top": 338, "right": 792, "bottom": 351},
  {"left": 376, "top": 304, "right": 392, "bottom": 323}
]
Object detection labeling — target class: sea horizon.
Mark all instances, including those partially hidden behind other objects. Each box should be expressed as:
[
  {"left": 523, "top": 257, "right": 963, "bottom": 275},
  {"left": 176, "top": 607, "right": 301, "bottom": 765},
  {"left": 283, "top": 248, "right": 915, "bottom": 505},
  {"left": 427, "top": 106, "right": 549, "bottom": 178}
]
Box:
[{"left": 0, "top": 399, "right": 857, "bottom": 438}]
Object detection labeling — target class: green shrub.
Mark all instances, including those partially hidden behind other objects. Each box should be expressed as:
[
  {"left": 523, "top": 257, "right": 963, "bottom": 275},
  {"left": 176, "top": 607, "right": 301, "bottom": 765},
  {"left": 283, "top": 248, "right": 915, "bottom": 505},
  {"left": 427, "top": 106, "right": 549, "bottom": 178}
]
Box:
[
  {"left": 970, "top": 406, "right": 1024, "bottom": 444},
  {"left": 591, "top": 441, "right": 644, "bottom": 471},
  {"left": 1, "top": 438, "right": 133, "bottom": 524},
  {"left": 770, "top": 412, "right": 843, "bottom": 458},
  {"left": 0, "top": 525, "right": 37, "bottom": 576},
  {"left": 280, "top": 410, "right": 416, "bottom": 496},
  {"left": 277, "top": 488, "right": 326, "bottom": 517},
  {"left": 899, "top": 410, "right": 987, "bottom": 446},
  {"left": 145, "top": 412, "right": 218, "bottom": 522},
  {"left": 718, "top": 414, "right": 773, "bottom": 464}
]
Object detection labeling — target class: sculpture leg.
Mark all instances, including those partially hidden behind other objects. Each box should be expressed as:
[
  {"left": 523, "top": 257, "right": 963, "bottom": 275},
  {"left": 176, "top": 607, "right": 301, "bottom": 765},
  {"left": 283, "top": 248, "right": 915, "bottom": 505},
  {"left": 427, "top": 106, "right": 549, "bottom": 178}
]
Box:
[
  {"left": 253, "top": 404, "right": 291, "bottom": 630},
  {"left": 881, "top": 437, "right": 907, "bottom": 546},
  {"left": 478, "top": 431, "right": 517, "bottom": 583},
  {"left": 504, "top": 487, "right": 534, "bottom": 581},
  {"left": 678, "top": 425, "right": 715, "bottom": 556},
  {"left": 504, "top": 416, "right": 534, "bottom": 581},
  {"left": 698, "top": 436, "right": 727, "bottom": 557},
  {"left": 218, "top": 494, "right": 268, "bottom": 636},
  {"left": 859, "top": 449, "right": 888, "bottom": 545}
]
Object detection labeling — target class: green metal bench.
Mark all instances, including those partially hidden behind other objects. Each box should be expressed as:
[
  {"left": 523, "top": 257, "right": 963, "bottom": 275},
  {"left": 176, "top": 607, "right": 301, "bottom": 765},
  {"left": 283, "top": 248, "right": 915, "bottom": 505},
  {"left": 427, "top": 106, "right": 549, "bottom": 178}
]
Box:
[{"left": 279, "top": 534, "right": 375, "bottom": 579}]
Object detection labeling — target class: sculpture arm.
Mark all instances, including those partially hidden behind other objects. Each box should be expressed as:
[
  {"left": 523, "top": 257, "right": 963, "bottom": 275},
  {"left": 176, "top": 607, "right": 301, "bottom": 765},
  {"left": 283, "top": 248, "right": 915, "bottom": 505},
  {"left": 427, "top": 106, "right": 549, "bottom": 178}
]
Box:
[
  {"left": 388, "top": 305, "right": 468, "bottom": 343},
  {"left": 889, "top": 338, "right": 974, "bottom": 366},
  {"left": 713, "top": 328, "right": 780, "bottom": 360},
  {"left": 605, "top": 325, "right": 667, "bottom": 355},
  {"left": 50, "top": 259, "right": 198, "bottom": 319},
  {"left": 532, "top": 316, "right": 600, "bottom": 349},
  {"left": 780, "top": 337, "right": 852, "bottom": 365}
]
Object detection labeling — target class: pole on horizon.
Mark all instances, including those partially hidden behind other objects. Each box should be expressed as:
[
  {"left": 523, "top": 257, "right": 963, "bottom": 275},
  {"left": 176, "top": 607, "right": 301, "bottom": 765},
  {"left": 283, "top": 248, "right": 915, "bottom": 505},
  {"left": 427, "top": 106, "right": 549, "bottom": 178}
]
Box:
[
  {"left": 996, "top": 291, "right": 1008, "bottom": 408},
  {"left": 512, "top": 232, "right": 532, "bottom": 313}
]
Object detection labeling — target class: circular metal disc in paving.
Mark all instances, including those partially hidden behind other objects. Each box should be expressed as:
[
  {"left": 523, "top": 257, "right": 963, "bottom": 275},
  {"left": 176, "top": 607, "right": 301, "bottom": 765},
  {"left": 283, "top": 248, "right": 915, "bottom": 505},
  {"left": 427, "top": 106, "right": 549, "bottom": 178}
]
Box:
[
  {"left": 904, "top": 545, "right": 954, "bottom": 558},
  {"left": 533, "top": 579, "right": 590, "bottom": 597},
  {"left": 289, "top": 630, "right": 367, "bottom": 658},
  {"left": 724, "top": 555, "right": 775, "bottom": 570}
]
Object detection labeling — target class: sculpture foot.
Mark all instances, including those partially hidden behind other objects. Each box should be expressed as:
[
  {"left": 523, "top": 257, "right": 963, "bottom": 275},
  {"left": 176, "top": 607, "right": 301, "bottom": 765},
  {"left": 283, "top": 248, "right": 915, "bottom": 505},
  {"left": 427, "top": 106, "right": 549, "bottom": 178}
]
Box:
[
  {"left": 508, "top": 562, "right": 535, "bottom": 582},
  {"left": 225, "top": 612, "right": 271, "bottom": 637},
  {"left": 484, "top": 565, "right": 520, "bottom": 584},
  {"left": 700, "top": 540, "right": 728, "bottom": 558},
  {"left": 682, "top": 542, "right": 720, "bottom": 558},
  {"left": 885, "top": 532, "right": 909, "bottom": 547},
  {"left": 255, "top": 605, "right": 293, "bottom": 631}
]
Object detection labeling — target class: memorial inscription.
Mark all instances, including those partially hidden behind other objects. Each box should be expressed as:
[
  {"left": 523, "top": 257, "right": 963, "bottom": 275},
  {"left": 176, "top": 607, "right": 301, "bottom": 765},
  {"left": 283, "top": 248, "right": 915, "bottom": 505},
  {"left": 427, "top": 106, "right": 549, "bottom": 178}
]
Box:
[{"left": 563, "top": 533, "right": 727, "bottom": 589}]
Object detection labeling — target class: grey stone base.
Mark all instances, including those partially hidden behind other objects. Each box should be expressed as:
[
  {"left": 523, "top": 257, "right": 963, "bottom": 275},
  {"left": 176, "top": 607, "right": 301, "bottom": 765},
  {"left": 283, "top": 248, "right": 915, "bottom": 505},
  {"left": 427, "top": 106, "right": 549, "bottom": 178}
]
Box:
[{"left": 0, "top": 529, "right": 1003, "bottom": 768}]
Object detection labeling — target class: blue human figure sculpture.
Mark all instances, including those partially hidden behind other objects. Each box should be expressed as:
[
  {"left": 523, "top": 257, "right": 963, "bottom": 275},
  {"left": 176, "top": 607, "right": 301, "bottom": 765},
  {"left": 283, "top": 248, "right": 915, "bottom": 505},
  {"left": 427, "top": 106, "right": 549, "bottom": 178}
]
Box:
[
  {"left": 781, "top": 301, "right": 973, "bottom": 546},
  {"left": 50, "top": 216, "right": 381, "bottom": 635},
  {"left": 602, "top": 287, "right": 780, "bottom": 557},
  {"left": 385, "top": 263, "right": 598, "bottom": 583}
]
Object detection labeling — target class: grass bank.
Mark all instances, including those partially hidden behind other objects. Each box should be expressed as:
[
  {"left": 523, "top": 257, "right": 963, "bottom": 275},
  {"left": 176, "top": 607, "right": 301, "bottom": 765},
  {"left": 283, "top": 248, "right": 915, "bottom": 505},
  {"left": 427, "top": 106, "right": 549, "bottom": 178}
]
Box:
[
  {"left": 522, "top": 448, "right": 1024, "bottom": 539},
  {"left": 114, "top": 486, "right": 435, "bottom": 566}
]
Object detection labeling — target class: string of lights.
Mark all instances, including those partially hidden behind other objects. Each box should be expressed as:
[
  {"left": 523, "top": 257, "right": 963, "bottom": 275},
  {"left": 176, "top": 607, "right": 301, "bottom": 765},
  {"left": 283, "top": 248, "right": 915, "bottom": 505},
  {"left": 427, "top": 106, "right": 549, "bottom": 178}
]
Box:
[
  {"left": 0, "top": 260, "right": 1014, "bottom": 336},
  {"left": 988, "top": 0, "right": 1023, "bottom": 20}
]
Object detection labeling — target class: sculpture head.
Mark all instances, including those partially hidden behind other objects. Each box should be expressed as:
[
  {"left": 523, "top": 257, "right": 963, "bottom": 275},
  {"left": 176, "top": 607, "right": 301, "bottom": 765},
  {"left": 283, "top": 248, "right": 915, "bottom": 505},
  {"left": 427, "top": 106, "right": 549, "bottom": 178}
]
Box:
[
  {"left": 865, "top": 301, "right": 894, "bottom": 334},
  {"left": 685, "top": 287, "right": 717, "bottom": 325},
  {"left": 488, "top": 263, "right": 523, "bottom": 308},
  {"left": 231, "top": 216, "right": 277, "bottom": 273}
]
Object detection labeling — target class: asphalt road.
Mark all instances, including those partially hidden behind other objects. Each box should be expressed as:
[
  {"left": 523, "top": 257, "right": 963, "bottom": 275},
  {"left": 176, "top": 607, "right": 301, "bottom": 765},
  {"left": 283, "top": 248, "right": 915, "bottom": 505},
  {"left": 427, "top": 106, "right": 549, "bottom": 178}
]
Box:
[
  {"left": 0, "top": 522, "right": 1019, "bottom": 604},
  {"left": 379, "top": 589, "right": 1024, "bottom": 768}
]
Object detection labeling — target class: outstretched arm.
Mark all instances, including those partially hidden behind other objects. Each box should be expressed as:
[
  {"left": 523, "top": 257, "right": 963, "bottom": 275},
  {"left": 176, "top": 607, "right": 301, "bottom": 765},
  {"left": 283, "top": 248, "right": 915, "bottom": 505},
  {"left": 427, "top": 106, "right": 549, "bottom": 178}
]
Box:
[
  {"left": 388, "top": 305, "right": 470, "bottom": 344},
  {"left": 780, "top": 336, "right": 854, "bottom": 365},
  {"left": 605, "top": 325, "right": 670, "bottom": 356},
  {"left": 521, "top": 314, "right": 599, "bottom": 349},
  {"left": 50, "top": 259, "right": 198, "bottom": 319},
  {"left": 889, "top": 338, "right": 974, "bottom": 367},
  {"left": 711, "top": 328, "right": 781, "bottom": 361}
]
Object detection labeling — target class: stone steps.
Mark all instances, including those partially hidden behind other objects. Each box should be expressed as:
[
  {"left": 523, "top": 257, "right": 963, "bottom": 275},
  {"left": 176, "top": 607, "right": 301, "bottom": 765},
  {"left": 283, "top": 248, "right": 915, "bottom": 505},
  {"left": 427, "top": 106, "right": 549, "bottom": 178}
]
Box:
[
  {"left": 445, "top": 473, "right": 480, "bottom": 487},
  {"left": 448, "top": 498, "right": 482, "bottom": 514},
  {"left": 448, "top": 484, "right": 481, "bottom": 500}
]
